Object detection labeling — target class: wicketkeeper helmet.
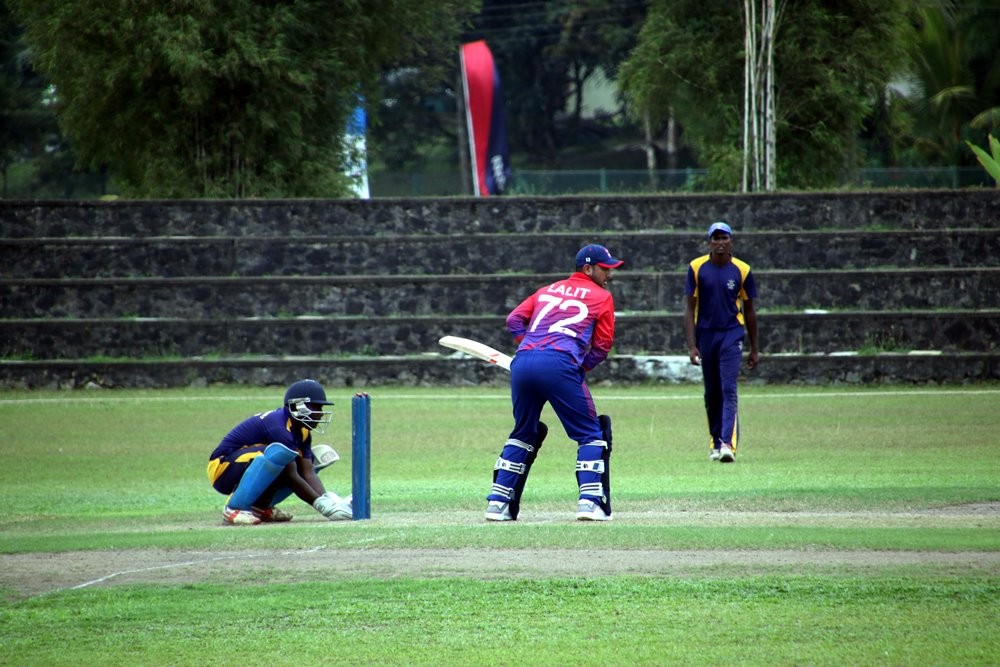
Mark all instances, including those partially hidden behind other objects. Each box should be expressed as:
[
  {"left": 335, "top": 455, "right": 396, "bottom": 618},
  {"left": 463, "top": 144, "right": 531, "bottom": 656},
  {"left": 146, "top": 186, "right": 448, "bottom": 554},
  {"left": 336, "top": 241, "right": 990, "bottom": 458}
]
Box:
[{"left": 284, "top": 379, "right": 334, "bottom": 433}]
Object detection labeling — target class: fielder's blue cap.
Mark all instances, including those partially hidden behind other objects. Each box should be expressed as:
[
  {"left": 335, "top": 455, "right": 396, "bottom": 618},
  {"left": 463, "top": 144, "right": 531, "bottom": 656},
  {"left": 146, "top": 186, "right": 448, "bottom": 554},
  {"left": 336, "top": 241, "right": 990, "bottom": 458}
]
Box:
[
  {"left": 576, "top": 243, "right": 624, "bottom": 269},
  {"left": 707, "top": 221, "right": 733, "bottom": 238}
]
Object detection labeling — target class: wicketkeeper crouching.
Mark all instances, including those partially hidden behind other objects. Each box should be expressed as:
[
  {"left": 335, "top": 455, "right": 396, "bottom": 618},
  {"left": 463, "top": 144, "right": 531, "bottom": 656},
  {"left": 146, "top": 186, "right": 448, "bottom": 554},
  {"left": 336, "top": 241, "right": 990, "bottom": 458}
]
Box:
[{"left": 207, "top": 379, "right": 353, "bottom": 525}]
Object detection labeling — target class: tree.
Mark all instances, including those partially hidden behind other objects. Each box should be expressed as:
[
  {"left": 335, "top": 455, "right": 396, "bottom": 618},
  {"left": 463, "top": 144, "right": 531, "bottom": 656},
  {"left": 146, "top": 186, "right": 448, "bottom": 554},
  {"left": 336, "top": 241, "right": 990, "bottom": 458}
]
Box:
[
  {"left": 966, "top": 133, "right": 1000, "bottom": 186},
  {"left": 620, "top": 0, "right": 917, "bottom": 190},
  {"left": 905, "top": 1, "right": 1000, "bottom": 167},
  {"left": 10, "top": 0, "right": 477, "bottom": 198},
  {"left": 742, "top": 0, "right": 785, "bottom": 192},
  {"left": 0, "top": 5, "right": 49, "bottom": 196},
  {"left": 464, "top": 0, "right": 647, "bottom": 167}
]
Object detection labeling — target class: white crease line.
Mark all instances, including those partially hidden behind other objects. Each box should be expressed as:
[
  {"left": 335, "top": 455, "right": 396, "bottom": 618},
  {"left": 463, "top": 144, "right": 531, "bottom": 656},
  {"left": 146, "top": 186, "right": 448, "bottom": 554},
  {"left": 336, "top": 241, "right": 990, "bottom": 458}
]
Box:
[
  {"left": 63, "top": 546, "right": 330, "bottom": 592},
  {"left": 68, "top": 553, "right": 253, "bottom": 590}
]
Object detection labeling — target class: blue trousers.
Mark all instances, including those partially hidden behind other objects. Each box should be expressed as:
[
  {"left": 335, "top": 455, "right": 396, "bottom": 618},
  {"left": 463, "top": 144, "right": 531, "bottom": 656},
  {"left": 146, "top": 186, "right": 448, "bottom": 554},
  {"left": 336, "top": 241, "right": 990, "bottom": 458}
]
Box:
[
  {"left": 696, "top": 327, "right": 744, "bottom": 450},
  {"left": 488, "top": 350, "right": 606, "bottom": 505},
  {"left": 509, "top": 351, "right": 603, "bottom": 446}
]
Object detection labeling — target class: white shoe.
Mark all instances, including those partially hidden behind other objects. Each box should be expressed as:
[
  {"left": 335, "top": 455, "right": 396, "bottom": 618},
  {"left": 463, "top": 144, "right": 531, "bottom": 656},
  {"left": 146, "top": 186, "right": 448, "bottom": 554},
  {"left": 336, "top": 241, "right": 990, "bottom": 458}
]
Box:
[
  {"left": 576, "top": 500, "right": 611, "bottom": 521},
  {"left": 223, "top": 505, "right": 261, "bottom": 525},
  {"left": 485, "top": 501, "right": 513, "bottom": 521},
  {"left": 709, "top": 449, "right": 722, "bottom": 461},
  {"left": 719, "top": 445, "right": 735, "bottom": 463}
]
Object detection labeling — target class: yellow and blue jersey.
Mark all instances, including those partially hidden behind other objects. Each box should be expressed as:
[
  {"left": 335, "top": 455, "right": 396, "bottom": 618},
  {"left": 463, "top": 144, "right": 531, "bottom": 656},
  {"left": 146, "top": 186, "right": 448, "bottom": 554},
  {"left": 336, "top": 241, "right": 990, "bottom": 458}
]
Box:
[
  {"left": 207, "top": 408, "right": 313, "bottom": 490},
  {"left": 685, "top": 255, "right": 757, "bottom": 331}
]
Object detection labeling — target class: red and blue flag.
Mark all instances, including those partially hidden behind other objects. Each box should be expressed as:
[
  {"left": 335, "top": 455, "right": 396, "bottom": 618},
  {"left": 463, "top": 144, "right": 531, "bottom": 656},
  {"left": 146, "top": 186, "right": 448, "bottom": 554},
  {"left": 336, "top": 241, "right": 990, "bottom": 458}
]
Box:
[{"left": 460, "top": 40, "right": 510, "bottom": 196}]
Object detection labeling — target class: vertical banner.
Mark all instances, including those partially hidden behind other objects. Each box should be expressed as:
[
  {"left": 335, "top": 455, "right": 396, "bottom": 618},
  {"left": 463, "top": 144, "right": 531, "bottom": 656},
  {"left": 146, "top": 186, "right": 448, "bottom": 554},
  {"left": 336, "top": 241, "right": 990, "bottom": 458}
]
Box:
[
  {"left": 460, "top": 40, "right": 510, "bottom": 196},
  {"left": 344, "top": 103, "right": 370, "bottom": 199}
]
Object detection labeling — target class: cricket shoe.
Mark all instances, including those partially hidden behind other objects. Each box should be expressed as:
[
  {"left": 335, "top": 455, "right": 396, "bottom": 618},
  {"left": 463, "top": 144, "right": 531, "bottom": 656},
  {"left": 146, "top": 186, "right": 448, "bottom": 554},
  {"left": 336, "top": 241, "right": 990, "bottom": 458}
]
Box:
[
  {"left": 709, "top": 449, "right": 722, "bottom": 461},
  {"left": 253, "top": 506, "right": 293, "bottom": 522},
  {"left": 485, "top": 501, "right": 514, "bottom": 521},
  {"left": 719, "top": 445, "right": 735, "bottom": 463},
  {"left": 223, "top": 506, "right": 262, "bottom": 525},
  {"left": 576, "top": 500, "right": 612, "bottom": 521}
]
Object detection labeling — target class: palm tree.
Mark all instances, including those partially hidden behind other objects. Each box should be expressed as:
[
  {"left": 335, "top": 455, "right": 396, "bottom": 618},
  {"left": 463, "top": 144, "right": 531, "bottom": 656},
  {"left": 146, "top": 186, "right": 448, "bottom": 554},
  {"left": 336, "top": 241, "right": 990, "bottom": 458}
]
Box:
[{"left": 905, "top": 2, "right": 1000, "bottom": 166}]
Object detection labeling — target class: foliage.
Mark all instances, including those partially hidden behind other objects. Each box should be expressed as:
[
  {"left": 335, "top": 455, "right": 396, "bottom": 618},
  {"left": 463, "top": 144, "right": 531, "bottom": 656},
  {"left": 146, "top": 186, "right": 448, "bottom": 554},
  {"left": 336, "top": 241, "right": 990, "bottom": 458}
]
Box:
[
  {"left": 0, "top": 4, "right": 112, "bottom": 198},
  {"left": 966, "top": 133, "right": 1000, "bottom": 185},
  {"left": 371, "top": 66, "right": 460, "bottom": 172},
  {"left": 9, "top": 0, "right": 478, "bottom": 198},
  {"left": 620, "top": 0, "right": 918, "bottom": 190},
  {"left": 904, "top": 1, "right": 1000, "bottom": 167},
  {"left": 464, "top": 0, "right": 648, "bottom": 167},
  {"left": 5, "top": 1, "right": 1000, "bottom": 197},
  {"left": 0, "top": 6, "right": 59, "bottom": 195},
  {"left": 370, "top": 0, "right": 651, "bottom": 175}
]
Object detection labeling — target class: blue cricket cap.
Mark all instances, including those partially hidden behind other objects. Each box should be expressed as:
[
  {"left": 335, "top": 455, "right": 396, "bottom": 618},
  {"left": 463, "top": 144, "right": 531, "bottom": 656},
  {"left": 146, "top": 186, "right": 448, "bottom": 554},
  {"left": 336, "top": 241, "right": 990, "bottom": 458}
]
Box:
[
  {"left": 707, "top": 221, "right": 733, "bottom": 238},
  {"left": 575, "top": 243, "right": 624, "bottom": 269}
]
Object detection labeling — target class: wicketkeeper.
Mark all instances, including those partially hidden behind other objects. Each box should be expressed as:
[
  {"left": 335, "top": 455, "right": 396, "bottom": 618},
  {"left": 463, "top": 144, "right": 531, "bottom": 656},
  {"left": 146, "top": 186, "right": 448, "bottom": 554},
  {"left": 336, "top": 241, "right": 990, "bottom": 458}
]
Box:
[
  {"left": 207, "top": 378, "right": 353, "bottom": 525},
  {"left": 486, "top": 244, "right": 623, "bottom": 522}
]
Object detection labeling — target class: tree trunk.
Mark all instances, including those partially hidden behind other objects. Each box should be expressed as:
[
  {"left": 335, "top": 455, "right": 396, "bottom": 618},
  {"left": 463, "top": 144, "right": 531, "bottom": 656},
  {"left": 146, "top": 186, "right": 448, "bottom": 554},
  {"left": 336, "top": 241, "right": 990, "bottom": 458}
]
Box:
[
  {"left": 763, "top": 0, "right": 779, "bottom": 191},
  {"left": 644, "top": 111, "right": 658, "bottom": 189},
  {"left": 743, "top": 0, "right": 783, "bottom": 192},
  {"left": 666, "top": 109, "right": 678, "bottom": 172}
]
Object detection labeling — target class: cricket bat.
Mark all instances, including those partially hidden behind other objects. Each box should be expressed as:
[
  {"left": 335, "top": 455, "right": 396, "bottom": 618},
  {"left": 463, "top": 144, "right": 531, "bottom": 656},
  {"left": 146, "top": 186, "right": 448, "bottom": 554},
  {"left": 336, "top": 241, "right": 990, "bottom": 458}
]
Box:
[{"left": 438, "top": 335, "right": 512, "bottom": 371}]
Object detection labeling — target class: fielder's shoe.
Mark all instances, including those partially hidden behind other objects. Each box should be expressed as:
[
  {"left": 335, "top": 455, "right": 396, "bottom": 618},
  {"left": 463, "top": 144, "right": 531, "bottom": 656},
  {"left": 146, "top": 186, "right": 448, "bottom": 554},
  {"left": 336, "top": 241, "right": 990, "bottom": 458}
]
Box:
[
  {"left": 576, "top": 499, "right": 612, "bottom": 521},
  {"left": 223, "top": 506, "right": 262, "bottom": 525},
  {"left": 709, "top": 448, "right": 722, "bottom": 461},
  {"left": 485, "top": 501, "right": 513, "bottom": 521},
  {"left": 719, "top": 444, "right": 735, "bottom": 463},
  {"left": 253, "top": 506, "right": 293, "bottom": 522}
]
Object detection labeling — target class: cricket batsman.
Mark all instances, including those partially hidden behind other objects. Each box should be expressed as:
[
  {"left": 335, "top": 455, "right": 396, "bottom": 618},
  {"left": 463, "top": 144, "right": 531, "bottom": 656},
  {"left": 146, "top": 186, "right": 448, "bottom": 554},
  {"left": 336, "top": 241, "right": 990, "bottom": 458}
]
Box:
[{"left": 485, "top": 243, "right": 623, "bottom": 522}]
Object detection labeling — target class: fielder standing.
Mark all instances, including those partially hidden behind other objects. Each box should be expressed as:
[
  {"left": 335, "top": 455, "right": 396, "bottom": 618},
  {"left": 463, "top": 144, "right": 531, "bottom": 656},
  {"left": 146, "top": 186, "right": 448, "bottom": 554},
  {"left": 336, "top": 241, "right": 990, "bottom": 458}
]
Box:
[
  {"left": 486, "top": 243, "right": 623, "bottom": 522},
  {"left": 684, "top": 222, "right": 759, "bottom": 463}
]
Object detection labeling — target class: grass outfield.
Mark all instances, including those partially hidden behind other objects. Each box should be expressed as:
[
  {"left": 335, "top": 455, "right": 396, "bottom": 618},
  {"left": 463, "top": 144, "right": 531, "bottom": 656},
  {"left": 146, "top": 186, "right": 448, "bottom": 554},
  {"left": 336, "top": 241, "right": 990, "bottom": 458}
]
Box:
[{"left": 1, "top": 383, "right": 998, "bottom": 665}]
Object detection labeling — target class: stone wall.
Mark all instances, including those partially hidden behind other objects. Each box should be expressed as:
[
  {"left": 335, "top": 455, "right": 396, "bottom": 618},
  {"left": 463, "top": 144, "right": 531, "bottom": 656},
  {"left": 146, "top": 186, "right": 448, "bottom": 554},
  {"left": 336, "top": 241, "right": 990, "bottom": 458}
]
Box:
[
  {"left": 1, "top": 190, "right": 998, "bottom": 389},
  {"left": 3, "top": 189, "right": 998, "bottom": 237},
  {"left": 3, "top": 268, "right": 998, "bottom": 319}
]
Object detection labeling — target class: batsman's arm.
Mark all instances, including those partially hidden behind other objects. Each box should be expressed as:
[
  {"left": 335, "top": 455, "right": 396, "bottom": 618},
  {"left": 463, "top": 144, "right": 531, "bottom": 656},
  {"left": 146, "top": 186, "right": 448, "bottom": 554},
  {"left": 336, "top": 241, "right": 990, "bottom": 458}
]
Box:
[
  {"left": 506, "top": 292, "right": 537, "bottom": 341},
  {"left": 582, "top": 295, "right": 615, "bottom": 371}
]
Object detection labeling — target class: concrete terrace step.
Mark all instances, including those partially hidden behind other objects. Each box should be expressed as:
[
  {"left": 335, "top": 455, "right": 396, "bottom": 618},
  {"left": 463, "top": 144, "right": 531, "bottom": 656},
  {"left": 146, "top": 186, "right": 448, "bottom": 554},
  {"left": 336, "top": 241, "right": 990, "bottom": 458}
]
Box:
[
  {"left": 2, "top": 191, "right": 996, "bottom": 389},
  {"left": 2, "top": 268, "right": 999, "bottom": 318},
  {"left": 1, "top": 351, "right": 996, "bottom": 390},
  {"left": 3, "top": 229, "right": 998, "bottom": 278},
  {"left": 2, "top": 190, "right": 997, "bottom": 238},
  {"left": 3, "top": 310, "right": 997, "bottom": 359}
]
